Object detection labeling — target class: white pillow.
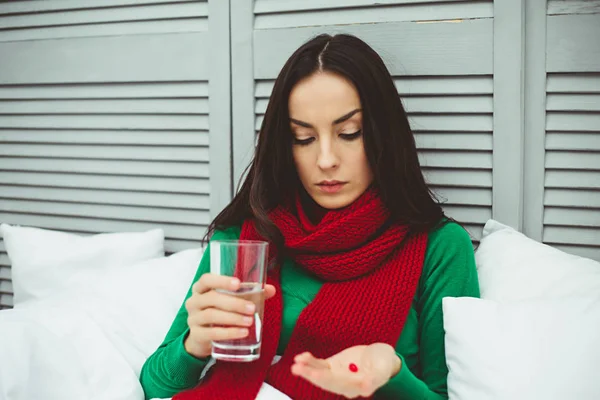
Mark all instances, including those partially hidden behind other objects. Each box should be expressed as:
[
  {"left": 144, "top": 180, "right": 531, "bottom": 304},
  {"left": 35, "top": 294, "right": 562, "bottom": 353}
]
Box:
[
  {"left": 443, "top": 295, "right": 600, "bottom": 400},
  {"left": 81, "top": 248, "right": 203, "bottom": 375},
  {"left": 0, "top": 302, "right": 143, "bottom": 400},
  {"left": 0, "top": 224, "right": 164, "bottom": 305},
  {"left": 475, "top": 219, "right": 600, "bottom": 301},
  {"left": 0, "top": 248, "right": 203, "bottom": 399}
]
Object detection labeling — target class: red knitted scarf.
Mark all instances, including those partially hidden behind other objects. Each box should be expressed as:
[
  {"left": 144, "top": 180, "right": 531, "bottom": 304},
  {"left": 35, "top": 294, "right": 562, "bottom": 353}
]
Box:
[{"left": 174, "top": 189, "right": 427, "bottom": 400}]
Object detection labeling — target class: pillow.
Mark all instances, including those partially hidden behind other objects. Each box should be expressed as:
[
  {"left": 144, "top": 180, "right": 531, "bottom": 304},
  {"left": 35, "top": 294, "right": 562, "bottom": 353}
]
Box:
[
  {"left": 80, "top": 248, "right": 203, "bottom": 375},
  {"left": 0, "top": 224, "right": 164, "bottom": 305},
  {"left": 0, "top": 248, "right": 203, "bottom": 399},
  {"left": 475, "top": 219, "right": 600, "bottom": 301},
  {"left": 0, "top": 302, "right": 143, "bottom": 400},
  {"left": 443, "top": 295, "right": 600, "bottom": 400}
]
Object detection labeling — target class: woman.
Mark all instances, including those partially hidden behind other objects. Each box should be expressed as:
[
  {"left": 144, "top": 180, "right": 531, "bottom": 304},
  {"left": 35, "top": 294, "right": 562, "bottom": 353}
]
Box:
[{"left": 140, "top": 34, "right": 480, "bottom": 400}]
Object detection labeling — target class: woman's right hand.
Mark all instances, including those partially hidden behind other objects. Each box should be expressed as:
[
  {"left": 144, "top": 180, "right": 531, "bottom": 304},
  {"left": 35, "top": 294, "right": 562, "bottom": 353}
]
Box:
[{"left": 183, "top": 273, "right": 277, "bottom": 359}]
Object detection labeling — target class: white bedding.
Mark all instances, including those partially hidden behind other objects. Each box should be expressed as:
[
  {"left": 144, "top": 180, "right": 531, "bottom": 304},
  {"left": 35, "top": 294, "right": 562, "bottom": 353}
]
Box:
[
  {"left": 0, "top": 301, "right": 143, "bottom": 400},
  {"left": 0, "top": 245, "right": 292, "bottom": 400}
]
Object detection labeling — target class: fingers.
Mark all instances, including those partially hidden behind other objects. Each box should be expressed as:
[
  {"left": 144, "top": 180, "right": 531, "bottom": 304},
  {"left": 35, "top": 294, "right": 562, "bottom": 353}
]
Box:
[
  {"left": 188, "top": 290, "right": 256, "bottom": 315},
  {"left": 188, "top": 308, "right": 255, "bottom": 328},
  {"left": 264, "top": 284, "right": 277, "bottom": 299},
  {"left": 198, "top": 326, "right": 249, "bottom": 342},
  {"left": 192, "top": 273, "right": 240, "bottom": 295}
]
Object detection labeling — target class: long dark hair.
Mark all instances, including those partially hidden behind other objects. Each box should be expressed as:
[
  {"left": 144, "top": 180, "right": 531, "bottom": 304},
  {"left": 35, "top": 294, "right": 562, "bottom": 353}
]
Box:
[{"left": 206, "top": 33, "right": 446, "bottom": 253}]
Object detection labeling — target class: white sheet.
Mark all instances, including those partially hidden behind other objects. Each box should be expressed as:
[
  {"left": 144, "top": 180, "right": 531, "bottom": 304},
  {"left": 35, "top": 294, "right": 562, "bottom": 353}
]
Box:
[{"left": 0, "top": 302, "right": 143, "bottom": 400}]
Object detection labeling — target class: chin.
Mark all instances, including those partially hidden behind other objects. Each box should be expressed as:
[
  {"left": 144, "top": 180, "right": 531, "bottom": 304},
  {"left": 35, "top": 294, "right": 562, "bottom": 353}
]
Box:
[{"left": 313, "top": 194, "right": 356, "bottom": 210}]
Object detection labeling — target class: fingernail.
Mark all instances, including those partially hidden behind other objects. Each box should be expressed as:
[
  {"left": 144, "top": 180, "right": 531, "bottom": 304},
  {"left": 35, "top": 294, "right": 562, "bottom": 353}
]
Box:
[
  {"left": 231, "top": 278, "right": 240, "bottom": 288},
  {"left": 245, "top": 303, "right": 256, "bottom": 313},
  {"left": 239, "top": 328, "right": 248, "bottom": 336},
  {"left": 243, "top": 317, "right": 253, "bottom": 325}
]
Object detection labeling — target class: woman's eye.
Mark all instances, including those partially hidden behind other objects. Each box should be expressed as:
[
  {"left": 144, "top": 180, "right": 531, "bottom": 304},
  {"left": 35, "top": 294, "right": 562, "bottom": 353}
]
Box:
[
  {"left": 340, "top": 130, "right": 362, "bottom": 140},
  {"left": 293, "top": 137, "right": 315, "bottom": 146}
]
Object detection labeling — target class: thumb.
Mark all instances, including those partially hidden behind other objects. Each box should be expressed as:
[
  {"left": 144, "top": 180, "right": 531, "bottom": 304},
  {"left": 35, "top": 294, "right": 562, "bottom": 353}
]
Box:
[{"left": 264, "top": 284, "right": 277, "bottom": 299}]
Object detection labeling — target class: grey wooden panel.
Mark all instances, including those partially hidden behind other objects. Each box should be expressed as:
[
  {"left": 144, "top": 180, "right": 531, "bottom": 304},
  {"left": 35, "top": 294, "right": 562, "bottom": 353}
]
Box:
[
  {"left": 546, "top": 74, "right": 600, "bottom": 93},
  {"left": 552, "top": 244, "right": 600, "bottom": 261},
  {"left": 423, "top": 169, "right": 492, "bottom": 188},
  {"left": 543, "top": 226, "right": 599, "bottom": 247},
  {"left": 0, "top": 281, "right": 12, "bottom": 294},
  {"left": 0, "top": 144, "right": 209, "bottom": 162},
  {"left": 418, "top": 151, "right": 492, "bottom": 169},
  {"left": 253, "top": 19, "right": 493, "bottom": 79},
  {"left": 547, "top": 0, "right": 600, "bottom": 15},
  {"left": 521, "top": 0, "right": 546, "bottom": 241},
  {"left": 0, "top": 172, "right": 209, "bottom": 193},
  {"left": 254, "top": 0, "right": 477, "bottom": 13},
  {"left": 432, "top": 187, "right": 492, "bottom": 206},
  {"left": 546, "top": 133, "right": 600, "bottom": 150},
  {"left": 207, "top": 0, "right": 232, "bottom": 217},
  {"left": 0, "top": 240, "right": 10, "bottom": 308},
  {"left": 546, "top": 94, "right": 600, "bottom": 111},
  {"left": 0, "top": 2, "right": 208, "bottom": 29},
  {"left": 545, "top": 151, "right": 600, "bottom": 170},
  {"left": 546, "top": 113, "right": 600, "bottom": 133},
  {"left": 0, "top": 99, "right": 209, "bottom": 114},
  {"left": 409, "top": 115, "right": 493, "bottom": 132},
  {"left": 0, "top": 33, "right": 208, "bottom": 84},
  {"left": 545, "top": 170, "right": 600, "bottom": 189},
  {"left": 254, "top": 1, "right": 493, "bottom": 29},
  {"left": 492, "top": 0, "right": 525, "bottom": 231},
  {"left": 0, "top": 0, "right": 200, "bottom": 13},
  {"left": 231, "top": 0, "right": 256, "bottom": 186},
  {"left": 0, "top": 214, "right": 205, "bottom": 242},
  {"left": 0, "top": 186, "right": 209, "bottom": 210},
  {"left": 0, "top": 115, "right": 209, "bottom": 131},
  {"left": 545, "top": 188, "right": 600, "bottom": 208},
  {"left": 543, "top": 71, "right": 599, "bottom": 259},
  {"left": 414, "top": 133, "right": 493, "bottom": 151},
  {"left": 544, "top": 207, "right": 600, "bottom": 228},
  {"left": 0, "top": 20, "right": 209, "bottom": 42},
  {"left": 0, "top": 158, "right": 209, "bottom": 178},
  {"left": 547, "top": 14, "right": 600, "bottom": 73},
  {"left": 1, "top": 199, "right": 210, "bottom": 226},
  {"left": 0, "top": 130, "right": 209, "bottom": 146},
  {"left": 395, "top": 76, "right": 494, "bottom": 95},
  {"left": 0, "top": 82, "right": 209, "bottom": 99}
]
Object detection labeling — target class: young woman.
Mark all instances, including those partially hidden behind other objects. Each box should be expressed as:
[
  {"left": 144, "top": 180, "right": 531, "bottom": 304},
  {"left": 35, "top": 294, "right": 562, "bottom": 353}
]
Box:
[{"left": 140, "top": 33, "right": 480, "bottom": 400}]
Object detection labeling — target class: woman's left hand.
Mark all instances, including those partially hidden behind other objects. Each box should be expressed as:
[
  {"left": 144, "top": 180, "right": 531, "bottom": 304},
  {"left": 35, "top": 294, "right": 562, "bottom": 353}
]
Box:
[{"left": 290, "top": 342, "right": 401, "bottom": 399}]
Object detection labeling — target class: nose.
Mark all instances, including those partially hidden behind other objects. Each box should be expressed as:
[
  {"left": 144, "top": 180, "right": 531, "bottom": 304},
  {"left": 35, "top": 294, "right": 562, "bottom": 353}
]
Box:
[{"left": 316, "top": 138, "right": 340, "bottom": 170}]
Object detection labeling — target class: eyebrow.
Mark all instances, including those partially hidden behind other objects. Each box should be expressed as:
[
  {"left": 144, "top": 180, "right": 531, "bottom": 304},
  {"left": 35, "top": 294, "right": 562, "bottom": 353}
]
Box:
[{"left": 290, "top": 108, "right": 362, "bottom": 129}]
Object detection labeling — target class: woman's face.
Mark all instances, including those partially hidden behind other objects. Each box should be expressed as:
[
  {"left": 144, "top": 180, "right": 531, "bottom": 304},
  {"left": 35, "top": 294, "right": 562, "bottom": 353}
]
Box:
[{"left": 288, "top": 71, "right": 374, "bottom": 210}]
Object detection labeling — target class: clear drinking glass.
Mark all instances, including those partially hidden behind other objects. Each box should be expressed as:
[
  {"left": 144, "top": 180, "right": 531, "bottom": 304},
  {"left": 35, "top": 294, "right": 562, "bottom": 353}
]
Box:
[{"left": 210, "top": 240, "right": 268, "bottom": 362}]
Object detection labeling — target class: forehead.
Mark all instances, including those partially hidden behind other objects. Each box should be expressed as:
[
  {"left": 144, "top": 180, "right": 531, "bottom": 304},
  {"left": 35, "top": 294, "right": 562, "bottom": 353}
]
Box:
[{"left": 288, "top": 72, "right": 361, "bottom": 121}]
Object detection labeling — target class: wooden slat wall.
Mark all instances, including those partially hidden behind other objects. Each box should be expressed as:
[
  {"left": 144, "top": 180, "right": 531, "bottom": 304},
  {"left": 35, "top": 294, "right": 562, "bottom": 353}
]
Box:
[
  {"left": 542, "top": 9, "right": 600, "bottom": 260},
  {"left": 0, "top": 0, "right": 232, "bottom": 309},
  {"left": 0, "top": 0, "right": 209, "bottom": 40},
  {"left": 233, "top": 0, "right": 493, "bottom": 242}
]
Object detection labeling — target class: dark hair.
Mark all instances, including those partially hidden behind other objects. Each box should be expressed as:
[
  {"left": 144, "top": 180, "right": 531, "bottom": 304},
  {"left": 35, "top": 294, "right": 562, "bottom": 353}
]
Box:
[{"left": 206, "top": 33, "right": 446, "bottom": 253}]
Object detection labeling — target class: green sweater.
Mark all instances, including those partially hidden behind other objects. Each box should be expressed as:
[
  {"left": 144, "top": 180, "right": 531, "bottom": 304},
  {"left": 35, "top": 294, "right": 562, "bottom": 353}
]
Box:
[{"left": 140, "top": 222, "right": 480, "bottom": 399}]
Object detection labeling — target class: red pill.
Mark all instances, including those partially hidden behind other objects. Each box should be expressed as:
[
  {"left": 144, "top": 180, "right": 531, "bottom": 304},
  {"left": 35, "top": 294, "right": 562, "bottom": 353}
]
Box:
[{"left": 348, "top": 363, "right": 359, "bottom": 373}]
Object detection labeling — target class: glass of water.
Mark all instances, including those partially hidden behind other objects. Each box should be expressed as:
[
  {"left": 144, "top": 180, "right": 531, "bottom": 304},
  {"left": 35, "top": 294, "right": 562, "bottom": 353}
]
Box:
[{"left": 210, "top": 240, "right": 268, "bottom": 362}]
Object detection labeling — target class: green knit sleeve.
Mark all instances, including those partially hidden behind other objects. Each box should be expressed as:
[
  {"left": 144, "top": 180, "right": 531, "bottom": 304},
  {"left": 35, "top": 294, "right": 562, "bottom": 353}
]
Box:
[
  {"left": 377, "top": 222, "right": 480, "bottom": 400},
  {"left": 139, "top": 226, "right": 242, "bottom": 400}
]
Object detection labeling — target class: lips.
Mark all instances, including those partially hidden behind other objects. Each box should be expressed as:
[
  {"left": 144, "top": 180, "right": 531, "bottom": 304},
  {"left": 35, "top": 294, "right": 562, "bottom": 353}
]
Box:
[{"left": 316, "top": 181, "right": 347, "bottom": 193}]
